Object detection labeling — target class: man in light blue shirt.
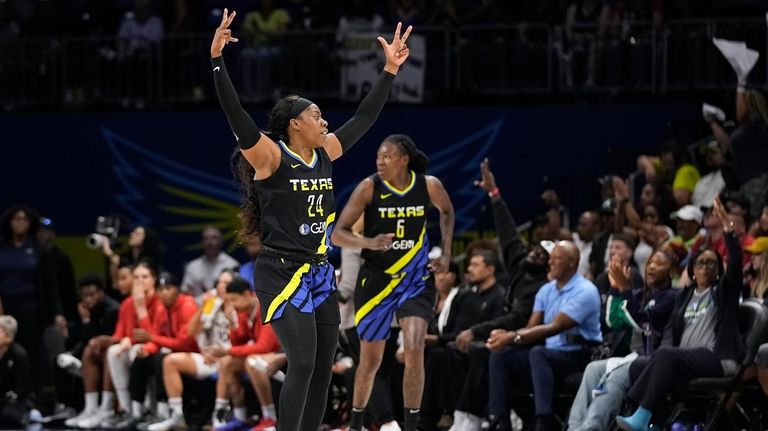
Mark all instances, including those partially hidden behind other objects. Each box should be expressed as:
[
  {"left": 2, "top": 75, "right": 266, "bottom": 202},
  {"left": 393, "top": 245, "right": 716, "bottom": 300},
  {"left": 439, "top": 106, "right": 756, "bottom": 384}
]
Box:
[{"left": 486, "top": 241, "right": 602, "bottom": 431}]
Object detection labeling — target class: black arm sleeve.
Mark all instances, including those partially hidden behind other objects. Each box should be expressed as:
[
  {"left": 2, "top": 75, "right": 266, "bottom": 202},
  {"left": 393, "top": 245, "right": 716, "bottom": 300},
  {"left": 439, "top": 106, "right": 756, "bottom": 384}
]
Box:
[
  {"left": 211, "top": 56, "right": 261, "bottom": 150},
  {"left": 333, "top": 70, "right": 395, "bottom": 153},
  {"left": 492, "top": 198, "right": 526, "bottom": 275}
]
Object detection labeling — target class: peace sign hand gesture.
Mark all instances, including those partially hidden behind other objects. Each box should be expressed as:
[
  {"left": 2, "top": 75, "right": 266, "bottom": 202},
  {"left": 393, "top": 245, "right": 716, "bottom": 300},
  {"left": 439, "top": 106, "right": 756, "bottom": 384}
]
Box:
[
  {"left": 379, "top": 22, "right": 413, "bottom": 74},
  {"left": 211, "top": 8, "right": 239, "bottom": 58}
]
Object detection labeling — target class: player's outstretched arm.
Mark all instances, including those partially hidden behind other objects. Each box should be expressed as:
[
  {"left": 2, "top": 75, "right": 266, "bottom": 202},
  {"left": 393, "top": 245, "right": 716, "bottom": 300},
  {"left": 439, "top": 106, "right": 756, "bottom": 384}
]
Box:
[
  {"left": 324, "top": 22, "right": 414, "bottom": 161},
  {"left": 211, "top": 8, "right": 279, "bottom": 177}
]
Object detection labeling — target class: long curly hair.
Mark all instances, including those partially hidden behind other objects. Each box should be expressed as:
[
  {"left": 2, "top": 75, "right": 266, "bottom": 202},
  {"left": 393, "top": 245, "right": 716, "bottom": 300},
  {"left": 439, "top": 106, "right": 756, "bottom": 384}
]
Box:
[
  {"left": 232, "top": 96, "right": 311, "bottom": 244},
  {"left": 231, "top": 149, "right": 261, "bottom": 244}
]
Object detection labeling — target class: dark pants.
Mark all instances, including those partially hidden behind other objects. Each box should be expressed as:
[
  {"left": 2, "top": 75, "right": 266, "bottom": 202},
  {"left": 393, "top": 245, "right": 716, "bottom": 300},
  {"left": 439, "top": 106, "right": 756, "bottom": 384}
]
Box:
[
  {"left": 489, "top": 346, "right": 591, "bottom": 430},
  {"left": 129, "top": 353, "right": 167, "bottom": 403},
  {"left": 627, "top": 346, "right": 724, "bottom": 411},
  {"left": 344, "top": 327, "right": 399, "bottom": 425},
  {"left": 457, "top": 346, "right": 491, "bottom": 417},
  {"left": 422, "top": 345, "right": 468, "bottom": 422},
  {"left": 270, "top": 304, "right": 339, "bottom": 431}
]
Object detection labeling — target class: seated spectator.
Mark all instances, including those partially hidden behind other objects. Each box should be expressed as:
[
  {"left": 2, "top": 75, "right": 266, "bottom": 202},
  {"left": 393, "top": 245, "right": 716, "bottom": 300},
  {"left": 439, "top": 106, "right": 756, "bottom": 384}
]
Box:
[
  {"left": 120, "top": 272, "right": 198, "bottom": 430},
  {"left": 448, "top": 159, "right": 550, "bottom": 430},
  {"left": 670, "top": 205, "right": 703, "bottom": 253},
  {"left": 99, "top": 225, "right": 162, "bottom": 293},
  {"left": 421, "top": 249, "right": 504, "bottom": 429},
  {"left": 116, "top": 0, "right": 164, "bottom": 60},
  {"left": 744, "top": 237, "right": 768, "bottom": 300},
  {"left": 690, "top": 207, "right": 754, "bottom": 269},
  {"left": 204, "top": 277, "right": 281, "bottom": 431},
  {"left": 97, "top": 261, "right": 165, "bottom": 429},
  {"left": 0, "top": 315, "right": 41, "bottom": 428},
  {"left": 336, "top": 0, "right": 384, "bottom": 43},
  {"left": 637, "top": 182, "right": 673, "bottom": 225},
  {"left": 568, "top": 248, "right": 680, "bottom": 431},
  {"left": 62, "top": 275, "right": 120, "bottom": 428},
  {"left": 486, "top": 241, "right": 602, "bottom": 431},
  {"left": 637, "top": 142, "right": 701, "bottom": 208},
  {"left": 748, "top": 204, "right": 768, "bottom": 238},
  {"left": 148, "top": 269, "right": 238, "bottom": 430},
  {"left": 593, "top": 234, "right": 643, "bottom": 299},
  {"left": 616, "top": 195, "right": 743, "bottom": 431},
  {"left": 239, "top": 0, "right": 292, "bottom": 100},
  {"left": 181, "top": 226, "right": 239, "bottom": 298},
  {"left": 113, "top": 262, "right": 136, "bottom": 299}
]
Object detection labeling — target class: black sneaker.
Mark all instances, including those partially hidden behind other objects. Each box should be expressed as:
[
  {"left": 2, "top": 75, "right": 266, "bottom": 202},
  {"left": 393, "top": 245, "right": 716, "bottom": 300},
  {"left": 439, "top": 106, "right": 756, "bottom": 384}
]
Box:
[
  {"left": 114, "top": 415, "right": 140, "bottom": 430},
  {"left": 212, "top": 407, "right": 229, "bottom": 429}
]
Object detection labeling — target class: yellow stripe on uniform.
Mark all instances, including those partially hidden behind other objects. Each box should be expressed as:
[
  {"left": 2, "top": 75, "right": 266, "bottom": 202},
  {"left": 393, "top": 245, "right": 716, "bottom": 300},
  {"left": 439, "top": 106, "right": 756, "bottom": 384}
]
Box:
[
  {"left": 265, "top": 263, "right": 311, "bottom": 322},
  {"left": 316, "top": 212, "right": 336, "bottom": 255},
  {"left": 354, "top": 226, "right": 426, "bottom": 325}
]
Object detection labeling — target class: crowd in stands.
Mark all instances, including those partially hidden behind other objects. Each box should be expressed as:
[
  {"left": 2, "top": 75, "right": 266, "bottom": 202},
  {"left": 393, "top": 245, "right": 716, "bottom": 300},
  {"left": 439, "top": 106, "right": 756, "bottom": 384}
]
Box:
[
  {"left": 0, "top": 0, "right": 764, "bottom": 41},
  {"left": 2, "top": 46, "right": 768, "bottom": 431}
]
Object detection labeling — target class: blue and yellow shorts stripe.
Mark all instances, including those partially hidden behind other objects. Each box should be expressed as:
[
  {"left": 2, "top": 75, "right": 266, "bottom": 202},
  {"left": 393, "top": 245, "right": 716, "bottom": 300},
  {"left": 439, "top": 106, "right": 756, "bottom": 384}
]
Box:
[
  {"left": 253, "top": 254, "right": 340, "bottom": 325},
  {"left": 354, "top": 263, "right": 435, "bottom": 342}
]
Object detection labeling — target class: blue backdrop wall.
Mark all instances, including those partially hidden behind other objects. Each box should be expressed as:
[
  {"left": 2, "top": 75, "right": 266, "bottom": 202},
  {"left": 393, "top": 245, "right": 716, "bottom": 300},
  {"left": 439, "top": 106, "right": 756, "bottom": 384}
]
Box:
[{"left": 1, "top": 103, "right": 697, "bottom": 276}]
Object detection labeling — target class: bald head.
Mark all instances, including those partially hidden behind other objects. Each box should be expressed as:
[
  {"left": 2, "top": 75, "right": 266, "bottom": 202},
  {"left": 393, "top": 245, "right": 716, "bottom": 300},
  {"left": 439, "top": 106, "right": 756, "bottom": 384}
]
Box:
[{"left": 548, "top": 240, "right": 580, "bottom": 285}]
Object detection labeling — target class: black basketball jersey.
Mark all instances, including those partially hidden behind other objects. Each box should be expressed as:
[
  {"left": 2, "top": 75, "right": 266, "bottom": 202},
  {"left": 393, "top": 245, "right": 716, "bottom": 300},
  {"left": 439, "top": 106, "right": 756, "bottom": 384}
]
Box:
[
  {"left": 362, "top": 171, "right": 430, "bottom": 274},
  {"left": 254, "top": 141, "right": 336, "bottom": 256}
]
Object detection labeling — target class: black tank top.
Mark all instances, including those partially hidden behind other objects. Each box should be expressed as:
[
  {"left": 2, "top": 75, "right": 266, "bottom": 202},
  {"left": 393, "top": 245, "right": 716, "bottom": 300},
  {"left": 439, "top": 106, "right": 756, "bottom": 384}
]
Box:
[
  {"left": 362, "top": 171, "right": 430, "bottom": 274},
  {"left": 254, "top": 141, "right": 336, "bottom": 256}
]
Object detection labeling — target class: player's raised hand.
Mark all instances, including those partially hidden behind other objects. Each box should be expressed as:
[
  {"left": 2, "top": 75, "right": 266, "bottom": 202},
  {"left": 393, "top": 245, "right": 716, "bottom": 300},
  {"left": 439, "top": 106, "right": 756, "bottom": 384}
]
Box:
[
  {"left": 379, "top": 21, "right": 413, "bottom": 72},
  {"left": 474, "top": 158, "right": 497, "bottom": 192},
  {"left": 211, "top": 8, "right": 239, "bottom": 58}
]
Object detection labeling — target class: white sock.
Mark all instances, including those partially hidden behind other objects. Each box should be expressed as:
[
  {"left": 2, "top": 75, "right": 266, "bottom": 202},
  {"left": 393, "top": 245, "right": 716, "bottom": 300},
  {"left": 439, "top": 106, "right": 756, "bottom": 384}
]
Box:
[
  {"left": 85, "top": 392, "right": 99, "bottom": 412},
  {"left": 117, "top": 389, "right": 132, "bottom": 413},
  {"left": 234, "top": 407, "right": 247, "bottom": 421},
  {"left": 215, "top": 398, "right": 229, "bottom": 410},
  {"left": 168, "top": 397, "right": 183, "bottom": 416},
  {"left": 131, "top": 400, "right": 143, "bottom": 419},
  {"left": 157, "top": 401, "right": 169, "bottom": 419},
  {"left": 261, "top": 404, "right": 276, "bottom": 420},
  {"left": 100, "top": 391, "right": 115, "bottom": 412}
]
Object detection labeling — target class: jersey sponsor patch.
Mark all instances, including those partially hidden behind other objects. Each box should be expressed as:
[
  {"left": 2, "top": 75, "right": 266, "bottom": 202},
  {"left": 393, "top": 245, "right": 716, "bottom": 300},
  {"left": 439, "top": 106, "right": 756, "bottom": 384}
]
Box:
[{"left": 299, "top": 222, "right": 327, "bottom": 236}]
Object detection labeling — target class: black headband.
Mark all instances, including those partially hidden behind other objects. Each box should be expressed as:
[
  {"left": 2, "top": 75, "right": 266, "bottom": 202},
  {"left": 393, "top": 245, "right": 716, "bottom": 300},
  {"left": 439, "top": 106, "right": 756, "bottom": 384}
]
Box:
[{"left": 290, "top": 97, "right": 314, "bottom": 119}]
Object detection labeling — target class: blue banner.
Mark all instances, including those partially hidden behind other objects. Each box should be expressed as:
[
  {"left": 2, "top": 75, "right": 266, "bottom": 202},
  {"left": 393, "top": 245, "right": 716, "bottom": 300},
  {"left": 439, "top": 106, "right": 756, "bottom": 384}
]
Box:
[{"left": 1, "top": 103, "right": 695, "bottom": 276}]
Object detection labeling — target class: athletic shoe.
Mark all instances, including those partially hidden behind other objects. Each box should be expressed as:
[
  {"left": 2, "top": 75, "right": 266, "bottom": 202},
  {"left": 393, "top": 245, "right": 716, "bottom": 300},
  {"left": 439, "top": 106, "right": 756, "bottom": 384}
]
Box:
[
  {"left": 214, "top": 417, "right": 247, "bottom": 431},
  {"left": 147, "top": 412, "right": 187, "bottom": 431},
  {"left": 65, "top": 408, "right": 97, "bottom": 427},
  {"left": 113, "top": 415, "right": 140, "bottom": 430},
  {"left": 212, "top": 407, "right": 229, "bottom": 429},
  {"left": 250, "top": 417, "right": 276, "bottom": 431},
  {"left": 136, "top": 414, "right": 163, "bottom": 431},
  {"left": 79, "top": 409, "right": 116, "bottom": 429},
  {"left": 101, "top": 411, "right": 133, "bottom": 429},
  {"left": 379, "top": 420, "right": 401, "bottom": 431}
]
